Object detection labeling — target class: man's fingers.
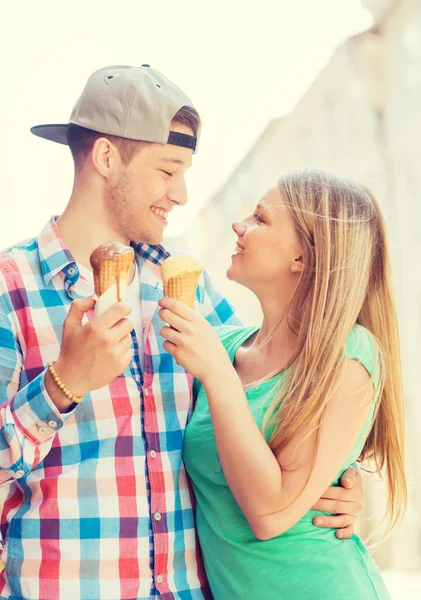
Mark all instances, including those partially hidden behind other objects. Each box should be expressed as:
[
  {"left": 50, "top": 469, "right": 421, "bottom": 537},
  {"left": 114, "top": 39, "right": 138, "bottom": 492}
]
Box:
[
  {"left": 66, "top": 296, "right": 97, "bottom": 326},
  {"left": 336, "top": 525, "right": 354, "bottom": 540},
  {"left": 110, "top": 318, "right": 134, "bottom": 341},
  {"left": 311, "top": 498, "right": 359, "bottom": 516},
  {"left": 313, "top": 514, "right": 356, "bottom": 530},
  {"left": 119, "top": 334, "right": 133, "bottom": 353},
  {"left": 340, "top": 466, "right": 357, "bottom": 489},
  {"left": 95, "top": 302, "right": 132, "bottom": 329},
  {"left": 314, "top": 486, "right": 345, "bottom": 501},
  {"left": 122, "top": 347, "right": 134, "bottom": 366}
]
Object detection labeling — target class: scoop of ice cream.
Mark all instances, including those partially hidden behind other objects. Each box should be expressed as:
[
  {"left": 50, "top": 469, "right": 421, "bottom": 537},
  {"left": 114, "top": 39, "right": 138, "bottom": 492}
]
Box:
[
  {"left": 89, "top": 242, "right": 135, "bottom": 314},
  {"left": 90, "top": 242, "right": 134, "bottom": 275},
  {"left": 161, "top": 255, "right": 204, "bottom": 283},
  {"left": 161, "top": 255, "right": 204, "bottom": 309}
]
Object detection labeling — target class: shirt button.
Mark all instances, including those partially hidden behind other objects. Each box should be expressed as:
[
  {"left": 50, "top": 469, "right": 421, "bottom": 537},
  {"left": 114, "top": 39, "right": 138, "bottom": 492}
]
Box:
[
  {"left": 39, "top": 427, "right": 46, "bottom": 434},
  {"left": 154, "top": 511, "right": 161, "bottom": 521},
  {"left": 150, "top": 450, "right": 156, "bottom": 458},
  {"left": 13, "top": 470, "right": 25, "bottom": 478},
  {"left": 67, "top": 266, "right": 76, "bottom": 276},
  {"left": 144, "top": 389, "right": 149, "bottom": 397},
  {"left": 156, "top": 574, "right": 163, "bottom": 584},
  {"left": 48, "top": 420, "right": 58, "bottom": 428}
]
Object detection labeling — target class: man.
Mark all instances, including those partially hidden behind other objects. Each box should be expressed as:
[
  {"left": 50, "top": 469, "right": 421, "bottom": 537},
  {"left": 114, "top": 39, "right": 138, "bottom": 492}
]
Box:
[{"left": 0, "top": 65, "right": 362, "bottom": 600}]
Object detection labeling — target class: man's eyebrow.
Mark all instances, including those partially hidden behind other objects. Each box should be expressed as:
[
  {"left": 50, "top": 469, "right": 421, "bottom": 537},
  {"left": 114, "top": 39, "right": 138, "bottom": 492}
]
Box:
[{"left": 160, "top": 158, "right": 190, "bottom": 167}]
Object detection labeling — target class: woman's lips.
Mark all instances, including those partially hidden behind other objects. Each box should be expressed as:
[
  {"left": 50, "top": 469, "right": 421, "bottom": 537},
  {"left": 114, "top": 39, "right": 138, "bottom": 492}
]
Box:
[{"left": 232, "top": 243, "right": 245, "bottom": 258}]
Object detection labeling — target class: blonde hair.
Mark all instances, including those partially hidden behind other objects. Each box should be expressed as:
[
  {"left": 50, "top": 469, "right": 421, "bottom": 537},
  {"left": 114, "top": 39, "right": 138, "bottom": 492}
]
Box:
[{"left": 263, "top": 168, "right": 406, "bottom": 535}]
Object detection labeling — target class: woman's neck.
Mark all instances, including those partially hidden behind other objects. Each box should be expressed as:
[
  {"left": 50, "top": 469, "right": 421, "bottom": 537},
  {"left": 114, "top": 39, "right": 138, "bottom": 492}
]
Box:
[
  {"left": 253, "top": 292, "right": 301, "bottom": 361},
  {"left": 235, "top": 293, "right": 301, "bottom": 389}
]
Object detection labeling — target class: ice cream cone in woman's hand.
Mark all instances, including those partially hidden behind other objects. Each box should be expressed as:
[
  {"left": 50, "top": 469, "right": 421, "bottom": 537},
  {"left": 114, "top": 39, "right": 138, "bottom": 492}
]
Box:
[
  {"left": 90, "top": 242, "right": 135, "bottom": 315},
  {"left": 161, "top": 255, "right": 204, "bottom": 309}
]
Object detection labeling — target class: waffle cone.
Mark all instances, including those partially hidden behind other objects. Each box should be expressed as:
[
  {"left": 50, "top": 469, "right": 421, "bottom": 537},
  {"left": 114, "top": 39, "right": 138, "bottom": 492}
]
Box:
[
  {"left": 93, "top": 253, "right": 134, "bottom": 300},
  {"left": 164, "top": 271, "right": 202, "bottom": 309}
]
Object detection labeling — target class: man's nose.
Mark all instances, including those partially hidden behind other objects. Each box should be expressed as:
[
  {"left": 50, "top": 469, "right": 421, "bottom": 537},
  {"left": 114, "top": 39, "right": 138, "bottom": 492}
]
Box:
[{"left": 167, "top": 177, "right": 188, "bottom": 206}]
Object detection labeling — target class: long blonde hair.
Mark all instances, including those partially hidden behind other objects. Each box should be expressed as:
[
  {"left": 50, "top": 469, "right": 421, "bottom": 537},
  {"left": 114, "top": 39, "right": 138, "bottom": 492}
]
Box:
[{"left": 263, "top": 168, "right": 406, "bottom": 535}]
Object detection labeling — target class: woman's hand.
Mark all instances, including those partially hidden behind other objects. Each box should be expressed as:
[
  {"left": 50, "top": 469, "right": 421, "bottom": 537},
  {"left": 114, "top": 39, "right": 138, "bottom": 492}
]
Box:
[{"left": 158, "top": 297, "right": 234, "bottom": 384}]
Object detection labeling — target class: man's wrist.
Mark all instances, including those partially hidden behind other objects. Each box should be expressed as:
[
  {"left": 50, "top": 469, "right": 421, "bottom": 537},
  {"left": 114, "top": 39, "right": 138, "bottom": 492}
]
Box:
[
  {"left": 45, "top": 359, "right": 88, "bottom": 413},
  {"left": 53, "top": 359, "right": 89, "bottom": 398},
  {"left": 45, "top": 368, "right": 77, "bottom": 413}
]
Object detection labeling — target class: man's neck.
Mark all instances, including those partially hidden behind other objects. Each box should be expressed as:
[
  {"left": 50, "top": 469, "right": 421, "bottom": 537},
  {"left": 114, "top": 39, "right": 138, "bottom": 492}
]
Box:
[{"left": 57, "top": 187, "right": 129, "bottom": 271}]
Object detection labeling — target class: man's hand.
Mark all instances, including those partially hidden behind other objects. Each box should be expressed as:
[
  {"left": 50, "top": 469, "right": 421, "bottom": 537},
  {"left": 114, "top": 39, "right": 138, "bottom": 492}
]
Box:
[
  {"left": 311, "top": 466, "right": 363, "bottom": 539},
  {"left": 46, "top": 296, "right": 134, "bottom": 412}
]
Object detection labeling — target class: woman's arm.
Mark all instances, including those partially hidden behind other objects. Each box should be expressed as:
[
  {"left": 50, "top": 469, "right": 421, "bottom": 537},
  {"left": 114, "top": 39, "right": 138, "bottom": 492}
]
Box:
[
  {"left": 202, "top": 359, "right": 373, "bottom": 539},
  {"left": 158, "top": 298, "right": 373, "bottom": 539}
]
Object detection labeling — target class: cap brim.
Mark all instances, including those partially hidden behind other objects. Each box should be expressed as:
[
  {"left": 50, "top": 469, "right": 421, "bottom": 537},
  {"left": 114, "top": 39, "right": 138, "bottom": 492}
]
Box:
[{"left": 30, "top": 124, "right": 70, "bottom": 145}]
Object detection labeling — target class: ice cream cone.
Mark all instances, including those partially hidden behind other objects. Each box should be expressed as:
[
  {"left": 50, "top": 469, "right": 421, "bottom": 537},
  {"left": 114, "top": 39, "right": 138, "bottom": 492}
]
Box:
[
  {"left": 90, "top": 242, "right": 135, "bottom": 315},
  {"left": 161, "top": 255, "right": 204, "bottom": 309}
]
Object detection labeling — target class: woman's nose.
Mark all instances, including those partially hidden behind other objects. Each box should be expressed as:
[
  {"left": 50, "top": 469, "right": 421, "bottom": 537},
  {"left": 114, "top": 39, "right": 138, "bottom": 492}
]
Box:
[{"left": 232, "top": 220, "right": 246, "bottom": 236}]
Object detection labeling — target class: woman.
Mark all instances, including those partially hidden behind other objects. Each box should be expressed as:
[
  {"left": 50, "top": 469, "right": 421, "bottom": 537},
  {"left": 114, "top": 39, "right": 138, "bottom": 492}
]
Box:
[{"left": 158, "top": 169, "right": 406, "bottom": 599}]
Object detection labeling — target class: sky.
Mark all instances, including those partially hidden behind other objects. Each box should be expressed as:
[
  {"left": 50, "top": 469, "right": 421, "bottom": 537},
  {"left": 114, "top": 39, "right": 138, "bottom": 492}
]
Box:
[{"left": 1, "top": 0, "right": 372, "bottom": 248}]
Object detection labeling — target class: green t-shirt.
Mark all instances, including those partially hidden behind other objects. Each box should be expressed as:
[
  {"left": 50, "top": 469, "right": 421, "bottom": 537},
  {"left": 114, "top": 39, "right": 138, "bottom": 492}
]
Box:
[{"left": 183, "top": 325, "right": 390, "bottom": 600}]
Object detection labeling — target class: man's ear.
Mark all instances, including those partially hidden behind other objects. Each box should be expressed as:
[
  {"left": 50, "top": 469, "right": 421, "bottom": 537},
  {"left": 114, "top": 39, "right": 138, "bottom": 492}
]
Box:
[
  {"left": 91, "top": 137, "right": 120, "bottom": 179},
  {"left": 290, "top": 256, "right": 304, "bottom": 273}
]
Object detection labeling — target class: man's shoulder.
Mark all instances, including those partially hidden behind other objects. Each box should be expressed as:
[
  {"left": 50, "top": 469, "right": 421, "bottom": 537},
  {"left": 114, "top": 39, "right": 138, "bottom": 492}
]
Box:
[{"left": 0, "top": 235, "right": 39, "bottom": 286}]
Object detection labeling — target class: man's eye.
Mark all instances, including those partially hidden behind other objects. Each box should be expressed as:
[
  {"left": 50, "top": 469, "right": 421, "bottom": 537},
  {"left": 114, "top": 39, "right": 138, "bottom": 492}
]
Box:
[
  {"left": 162, "top": 170, "right": 174, "bottom": 177},
  {"left": 253, "top": 212, "right": 264, "bottom": 223}
]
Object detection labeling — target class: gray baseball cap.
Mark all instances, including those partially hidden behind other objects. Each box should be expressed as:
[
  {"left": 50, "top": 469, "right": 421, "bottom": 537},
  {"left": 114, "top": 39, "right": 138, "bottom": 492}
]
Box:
[{"left": 31, "top": 64, "right": 199, "bottom": 152}]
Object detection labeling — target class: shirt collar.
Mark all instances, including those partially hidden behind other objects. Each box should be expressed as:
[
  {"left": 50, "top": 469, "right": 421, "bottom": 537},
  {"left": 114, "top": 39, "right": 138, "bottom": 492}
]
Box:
[
  {"left": 38, "top": 217, "right": 76, "bottom": 285},
  {"left": 130, "top": 241, "right": 171, "bottom": 266},
  {"left": 38, "top": 216, "right": 172, "bottom": 286}
]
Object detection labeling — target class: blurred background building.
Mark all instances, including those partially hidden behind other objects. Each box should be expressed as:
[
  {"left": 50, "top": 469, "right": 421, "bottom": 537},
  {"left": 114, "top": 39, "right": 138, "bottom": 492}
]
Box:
[{"left": 167, "top": 0, "right": 421, "bottom": 582}]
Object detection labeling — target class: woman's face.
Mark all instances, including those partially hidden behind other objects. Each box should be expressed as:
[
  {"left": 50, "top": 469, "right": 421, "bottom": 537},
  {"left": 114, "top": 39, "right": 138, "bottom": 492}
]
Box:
[{"left": 227, "top": 187, "right": 304, "bottom": 298}]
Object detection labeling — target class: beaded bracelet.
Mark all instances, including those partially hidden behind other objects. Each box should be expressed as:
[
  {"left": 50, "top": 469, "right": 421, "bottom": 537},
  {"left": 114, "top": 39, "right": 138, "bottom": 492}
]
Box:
[{"left": 47, "top": 362, "right": 83, "bottom": 404}]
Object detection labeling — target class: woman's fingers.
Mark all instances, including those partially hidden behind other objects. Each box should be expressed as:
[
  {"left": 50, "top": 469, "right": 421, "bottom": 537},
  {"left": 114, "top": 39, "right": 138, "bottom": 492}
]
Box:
[
  {"left": 160, "top": 326, "right": 183, "bottom": 345},
  {"left": 163, "top": 339, "right": 178, "bottom": 360},
  {"left": 158, "top": 297, "right": 196, "bottom": 321},
  {"left": 158, "top": 308, "right": 191, "bottom": 333}
]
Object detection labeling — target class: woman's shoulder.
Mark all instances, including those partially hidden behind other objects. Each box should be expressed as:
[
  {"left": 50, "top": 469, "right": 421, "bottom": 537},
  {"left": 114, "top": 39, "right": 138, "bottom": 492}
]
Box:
[
  {"left": 213, "top": 325, "right": 259, "bottom": 349},
  {"left": 344, "top": 324, "right": 380, "bottom": 380}
]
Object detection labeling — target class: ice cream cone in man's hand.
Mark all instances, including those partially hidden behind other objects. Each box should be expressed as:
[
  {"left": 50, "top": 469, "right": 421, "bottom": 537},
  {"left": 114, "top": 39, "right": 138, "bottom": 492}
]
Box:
[
  {"left": 90, "top": 242, "right": 135, "bottom": 316},
  {"left": 161, "top": 254, "right": 204, "bottom": 309}
]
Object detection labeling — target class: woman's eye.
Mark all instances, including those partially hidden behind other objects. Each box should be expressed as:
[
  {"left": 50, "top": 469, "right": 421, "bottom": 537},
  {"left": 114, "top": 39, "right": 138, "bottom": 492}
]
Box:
[
  {"left": 162, "top": 170, "right": 173, "bottom": 177},
  {"left": 253, "top": 212, "right": 264, "bottom": 223}
]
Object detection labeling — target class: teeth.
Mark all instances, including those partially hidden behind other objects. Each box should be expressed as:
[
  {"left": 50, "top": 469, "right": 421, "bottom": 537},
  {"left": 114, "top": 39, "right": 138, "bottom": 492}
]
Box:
[
  {"left": 234, "top": 246, "right": 244, "bottom": 254},
  {"left": 151, "top": 207, "right": 168, "bottom": 219}
]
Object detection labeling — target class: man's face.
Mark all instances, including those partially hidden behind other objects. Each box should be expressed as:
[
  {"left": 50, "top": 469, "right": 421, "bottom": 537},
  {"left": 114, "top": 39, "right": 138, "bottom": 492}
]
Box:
[{"left": 107, "top": 122, "right": 194, "bottom": 245}]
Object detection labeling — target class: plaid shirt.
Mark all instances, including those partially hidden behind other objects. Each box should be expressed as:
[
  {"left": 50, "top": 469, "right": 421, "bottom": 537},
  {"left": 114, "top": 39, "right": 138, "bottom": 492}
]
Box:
[{"left": 0, "top": 218, "right": 241, "bottom": 600}]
